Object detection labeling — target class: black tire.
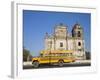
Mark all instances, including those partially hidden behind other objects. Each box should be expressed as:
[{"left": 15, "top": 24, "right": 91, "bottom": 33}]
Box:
[
  {"left": 32, "top": 61, "right": 39, "bottom": 68},
  {"left": 58, "top": 60, "right": 64, "bottom": 67}
]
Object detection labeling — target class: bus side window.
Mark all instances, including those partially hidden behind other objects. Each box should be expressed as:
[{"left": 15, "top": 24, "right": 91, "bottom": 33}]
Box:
[
  {"left": 50, "top": 53, "right": 52, "bottom": 56},
  {"left": 69, "top": 53, "right": 71, "bottom": 56},
  {"left": 68, "top": 53, "right": 70, "bottom": 57},
  {"left": 59, "top": 53, "right": 61, "bottom": 56},
  {"left": 63, "top": 53, "right": 65, "bottom": 56},
  {"left": 66, "top": 53, "right": 68, "bottom": 56},
  {"left": 70, "top": 53, "right": 72, "bottom": 56}
]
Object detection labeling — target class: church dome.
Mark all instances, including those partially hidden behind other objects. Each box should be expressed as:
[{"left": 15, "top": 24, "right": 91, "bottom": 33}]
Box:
[{"left": 55, "top": 23, "right": 67, "bottom": 29}]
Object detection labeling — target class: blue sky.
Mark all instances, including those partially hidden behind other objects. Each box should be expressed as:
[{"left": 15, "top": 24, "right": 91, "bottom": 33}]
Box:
[{"left": 23, "top": 10, "right": 91, "bottom": 56}]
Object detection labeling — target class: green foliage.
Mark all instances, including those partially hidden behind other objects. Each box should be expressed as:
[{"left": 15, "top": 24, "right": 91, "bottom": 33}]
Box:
[
  {"left": 85, "top": 51, "right": 91, "bottom": 60},
  {"left": 23, "top": 48, "right": 33, "bottom": 62}
]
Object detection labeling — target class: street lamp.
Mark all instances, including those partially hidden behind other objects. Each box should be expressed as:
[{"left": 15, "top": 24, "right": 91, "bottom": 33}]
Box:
[{"left": 49, "top": 41, "right": 52, "bottom": 65}]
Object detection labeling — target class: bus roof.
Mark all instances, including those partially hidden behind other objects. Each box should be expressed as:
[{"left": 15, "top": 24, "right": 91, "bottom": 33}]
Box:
[{"left": 40, "top": 50, "right": 73, "bottom": 54}]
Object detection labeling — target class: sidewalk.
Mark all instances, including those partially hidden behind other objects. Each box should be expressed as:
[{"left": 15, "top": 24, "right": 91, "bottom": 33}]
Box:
[
  {"left": 23, "top": 61, "right": 32, "bottom": 66},
  {"left": 75, "top": 60, "right": 91, "bottom": 63}
]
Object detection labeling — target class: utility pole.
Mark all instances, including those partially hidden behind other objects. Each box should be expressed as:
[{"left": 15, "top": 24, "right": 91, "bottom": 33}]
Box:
[{"left": 49, "top": 41, "right": 52, "bottom": 65}]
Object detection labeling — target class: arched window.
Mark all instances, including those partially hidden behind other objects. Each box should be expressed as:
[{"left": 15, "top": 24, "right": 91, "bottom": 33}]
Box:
[
  {"left": 78, "top": 31, "right": 81, "bottom": 37},
  {"left": 78, "top": 42, "right": 81, "bottom": 46},
  {"left": 60, "top": 42, "right": 63, "bottom": 47}
]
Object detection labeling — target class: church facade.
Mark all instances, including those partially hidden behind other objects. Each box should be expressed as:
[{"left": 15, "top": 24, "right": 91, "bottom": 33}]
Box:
[{"left": 44, "top": 23, "right": 86, "bottom": 60}]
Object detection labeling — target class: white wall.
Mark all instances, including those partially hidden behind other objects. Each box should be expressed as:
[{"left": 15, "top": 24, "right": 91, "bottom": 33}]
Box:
[
  {"left": 0, "top": 0, "right": 100, "bottom": 80},
  {"left": 55, "top": 39, "right": 67, "bottom": 50},
  {"left": 68, "top": 39, "right": 74, "bottom": 50}
]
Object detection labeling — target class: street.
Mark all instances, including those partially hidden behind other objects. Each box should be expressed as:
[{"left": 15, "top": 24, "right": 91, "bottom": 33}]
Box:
[{"left": 23, "top": 60, "right": 91, "bottom": 69}]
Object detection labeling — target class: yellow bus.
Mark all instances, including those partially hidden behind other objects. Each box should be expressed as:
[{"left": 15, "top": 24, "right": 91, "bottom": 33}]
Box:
[{"left": 32, "top": 50, "right": 75, "bottom": 68}]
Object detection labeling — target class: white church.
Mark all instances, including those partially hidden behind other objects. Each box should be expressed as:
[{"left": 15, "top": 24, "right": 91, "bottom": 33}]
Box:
[{"left": 44, "top": 23, "right": 86, "bottom": 60}]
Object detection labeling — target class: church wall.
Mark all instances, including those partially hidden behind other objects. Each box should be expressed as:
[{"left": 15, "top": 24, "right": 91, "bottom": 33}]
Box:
[
  {"left": 55, "top": 39, "right": 67, "bottom": 50},
  {"left": 74, "top": 39, "right": 85, "bottom": 50},
  {"left": 67, "top": 39, "right": 74, "bottom": 50},
  {"left": 73, "top": 39, "right": 86, "bottom": 59}
]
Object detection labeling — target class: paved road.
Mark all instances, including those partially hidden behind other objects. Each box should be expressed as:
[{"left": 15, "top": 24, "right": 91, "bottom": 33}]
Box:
[{"left": 23, "top": 61, "right": 91, "bottom": 69}]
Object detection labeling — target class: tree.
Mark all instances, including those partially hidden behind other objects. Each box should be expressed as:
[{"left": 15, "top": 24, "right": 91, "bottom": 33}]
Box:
[
  {"left": 23, "top": 48, "right": 33, "bottom": 62},
  {"left": 85, "top": 51, "right": 91, "bottom": 60}
]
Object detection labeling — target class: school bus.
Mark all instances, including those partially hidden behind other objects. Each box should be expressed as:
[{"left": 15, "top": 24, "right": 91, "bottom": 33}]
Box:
[{"left": 32, "top": 50, "right": 75, "bottom": 68}]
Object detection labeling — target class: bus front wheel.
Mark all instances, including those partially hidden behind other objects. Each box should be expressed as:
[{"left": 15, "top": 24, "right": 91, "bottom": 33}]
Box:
[{"left": 32, "top": 61, "right": 39, "bottom": 68}]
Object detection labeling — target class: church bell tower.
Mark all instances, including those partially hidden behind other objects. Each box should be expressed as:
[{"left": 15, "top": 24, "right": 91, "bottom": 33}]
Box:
[{"left": 72, "top": 23, "right": 86, "bottom": 60}]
